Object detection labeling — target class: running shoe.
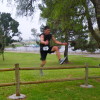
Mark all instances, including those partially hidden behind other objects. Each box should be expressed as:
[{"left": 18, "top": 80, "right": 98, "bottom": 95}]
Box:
[{"left": 59, "top": 57, "right": 67, "bottom": 64}]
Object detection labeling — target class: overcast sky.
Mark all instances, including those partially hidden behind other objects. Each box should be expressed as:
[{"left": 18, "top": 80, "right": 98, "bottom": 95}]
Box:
[{"left": 0, "top": 0, "right": 45, "bottom": 40}]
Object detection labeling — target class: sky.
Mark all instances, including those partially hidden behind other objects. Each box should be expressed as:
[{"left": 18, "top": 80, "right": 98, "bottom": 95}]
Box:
[{"left": 0, "top": 0, "right": 45, "bottom": 40}]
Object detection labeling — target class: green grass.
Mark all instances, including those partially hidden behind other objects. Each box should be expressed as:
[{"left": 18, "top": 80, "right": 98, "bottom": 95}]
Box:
[{"left": 0, "top": 52, "right": 100, "bottom": 100}]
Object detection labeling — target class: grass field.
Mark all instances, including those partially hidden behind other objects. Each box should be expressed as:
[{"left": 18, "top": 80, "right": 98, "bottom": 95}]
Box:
[{"left": 0, "top": 52, "right": 100, "bottom": 100}]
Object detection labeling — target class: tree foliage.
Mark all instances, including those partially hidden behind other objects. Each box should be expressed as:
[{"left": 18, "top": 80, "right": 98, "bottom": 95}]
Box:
[
  {"left": 31, "top": 28, "right": 40, "bottom": 44},
  {"left": 0, "top": 13, "right": 22, "bottom": 46},
  {"left": 2, "top": 0, "right": 100, "bottom": 54},
  {"left": 39, "top": 0, "right": 100, "bottom": 51},
  {"left": 3, "top": 0, "right": 100, "bottom": 48}
]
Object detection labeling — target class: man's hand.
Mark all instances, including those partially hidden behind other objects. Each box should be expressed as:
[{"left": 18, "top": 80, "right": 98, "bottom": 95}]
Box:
[
  {"left": 62, "top": 43, "right": 68, "bottom": 45},
  {"left": 44, "top": 40, "right": 49, "bottom": 45}
]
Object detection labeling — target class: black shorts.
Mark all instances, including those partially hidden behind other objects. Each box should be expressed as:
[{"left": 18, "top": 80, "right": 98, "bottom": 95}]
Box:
[{"left": 40, "top": 46, "right": 55, "bottom": 61}]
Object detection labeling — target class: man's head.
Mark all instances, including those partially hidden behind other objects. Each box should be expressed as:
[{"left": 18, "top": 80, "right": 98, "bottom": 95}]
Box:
[{"left": 43, "top": 26, "right": 51, "bottom": 35}]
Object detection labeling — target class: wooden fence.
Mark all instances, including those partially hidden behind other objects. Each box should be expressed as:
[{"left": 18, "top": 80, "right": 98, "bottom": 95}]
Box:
[{"left": 0, "top": 64, "right": 100, "bottom": 99}]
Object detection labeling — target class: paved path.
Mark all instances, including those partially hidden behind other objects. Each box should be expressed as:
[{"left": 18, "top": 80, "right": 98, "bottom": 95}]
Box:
[{"left": 5, "top": 46, "right": 100, "bottom": 58}]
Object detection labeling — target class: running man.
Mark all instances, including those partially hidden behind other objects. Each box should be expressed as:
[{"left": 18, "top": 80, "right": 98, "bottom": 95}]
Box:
[{"left": 40, "top": 26, "right": 68, "bottom": 69}]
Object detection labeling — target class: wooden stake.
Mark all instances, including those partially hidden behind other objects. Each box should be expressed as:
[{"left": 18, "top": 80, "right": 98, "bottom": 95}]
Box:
[
  {"left": 15, "top": 64, "right": 20, "bottom": 96},
  {"left": 85, "top": 64, "right": 89, "bottom": 86}
]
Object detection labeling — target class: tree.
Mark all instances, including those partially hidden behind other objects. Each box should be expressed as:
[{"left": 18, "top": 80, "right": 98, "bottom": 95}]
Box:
[
  {"left": 0, "top": 34, "right": 5, "bottom": 60},
  {"left": 2, "top": 0, "right": 100, "bottom": 45},
  {"left": 86, "top": 36, "right": 98, "bottom": 53},
  {"left": 3, "top": 0, "right": 100, "bottom": 47},
  {"left": 31, "top": 28, "right": 40, "bottom": 44},
  {"left": 5, "top": 0, "right": 37, "bottom": 16},
  {"left": 91, "top": 0, "right": 100, "bottom": 30},
  {"left": 85, "top": 0, "right": 100, "bottom": 48},
  {"left": 39, "top": 0, "right": 90, "bottom": 62},
  {"left": 0, "top": 13, "right": 22, "bottom": 46}
]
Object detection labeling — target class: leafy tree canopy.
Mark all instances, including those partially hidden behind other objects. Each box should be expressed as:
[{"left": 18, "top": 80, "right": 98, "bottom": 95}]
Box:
[{"left": 0, "top": 12, "right": 22, "bottom": 46}]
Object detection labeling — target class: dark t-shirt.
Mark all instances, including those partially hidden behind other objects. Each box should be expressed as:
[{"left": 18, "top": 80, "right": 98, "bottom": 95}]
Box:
[{"left": 40, "top": 33, "right": 52, "bottom": 51}]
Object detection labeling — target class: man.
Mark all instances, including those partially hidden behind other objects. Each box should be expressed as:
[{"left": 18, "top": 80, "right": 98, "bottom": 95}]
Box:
[{"left": 40, "top": 26, "right": 68, "bottom": 69}]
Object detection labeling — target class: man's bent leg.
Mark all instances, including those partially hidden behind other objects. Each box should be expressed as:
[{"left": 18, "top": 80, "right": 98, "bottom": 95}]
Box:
[
  {"left": 51, "top": 46, "right": 67, "bottom": 64},
  {"left": 51, "top": 46, "right": 61, "bottom": 60}
]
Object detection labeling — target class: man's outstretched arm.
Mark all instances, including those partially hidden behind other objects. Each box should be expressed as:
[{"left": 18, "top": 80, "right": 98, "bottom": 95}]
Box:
[{"left": 52, "top": 36, "right": 68, "bottom": 45}]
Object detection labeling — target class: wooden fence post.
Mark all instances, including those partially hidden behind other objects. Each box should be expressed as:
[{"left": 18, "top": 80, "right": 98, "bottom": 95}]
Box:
[
  {"left": 85, "top": 64, "right": 89, "bottom": 86},
  {"left": 15, "top": 63, "right": 20, "bottom": 96},
  {"left": 8, "top": 64, "right": 26, "bottom": 99},
  {"left": 80, "top": 64, "right": 93, "bottom": 88}
]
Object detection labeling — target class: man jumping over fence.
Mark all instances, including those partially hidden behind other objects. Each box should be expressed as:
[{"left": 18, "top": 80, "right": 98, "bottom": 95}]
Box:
[{"left": 39, "top": 26, "right": 67, "bottom": 75}]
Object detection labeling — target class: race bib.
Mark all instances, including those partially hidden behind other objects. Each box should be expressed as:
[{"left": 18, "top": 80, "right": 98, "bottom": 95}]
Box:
[{"left": 43, "top": 46, "right": 49, "bottom": 51}]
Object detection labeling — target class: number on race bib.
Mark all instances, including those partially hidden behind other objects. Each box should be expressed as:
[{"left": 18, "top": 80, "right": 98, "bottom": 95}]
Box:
[{"left": 43, "top": 46, "right": 49, "bottom": 51}]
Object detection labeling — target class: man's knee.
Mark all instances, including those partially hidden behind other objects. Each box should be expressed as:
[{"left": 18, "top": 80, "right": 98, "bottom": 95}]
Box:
[{"left": 53, "top": 46, "right": 59, "bottom": 51}]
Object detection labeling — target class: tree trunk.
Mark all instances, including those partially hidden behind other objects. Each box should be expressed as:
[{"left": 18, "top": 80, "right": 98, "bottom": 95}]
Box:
[
  {"left": 86, "top": 0, "right": 100, "bottom": 48},
  {"left": 91, "top": 0, "right": 100, "bottom": 30},
  {"left": 64, "top": 44, "right": 69, "bottom": 63},
  {"left": 64, "top": 32, "right": 69, "bottom": 63},
  {"left": 87, "top": 16, "right": 100, "bottom": 48}
]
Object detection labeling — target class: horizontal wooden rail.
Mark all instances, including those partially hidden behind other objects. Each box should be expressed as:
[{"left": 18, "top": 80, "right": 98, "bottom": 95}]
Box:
[
  {"left": 0, "top": 66, "right": 100, "bottom": 72},
  {"left": 20, "top": 77, "right": 85, "bottom": 85},
  {"left": 0, "top": 82, "right": 15, "bottom": 87},
  {"left": 0, "top": 68, "right": 15, "bottom": 72},
  {"left": 89, "top": 76, "right": 100, "bottom": 79},
  {"left": 20, "top": 66, "right": 100, "bottom": 70},
  {"left": 0, "top": 76, "right": 100, "bottom": 87},
  {"left": 20, "top": 76, "right": 100, "bottom": 85}
]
